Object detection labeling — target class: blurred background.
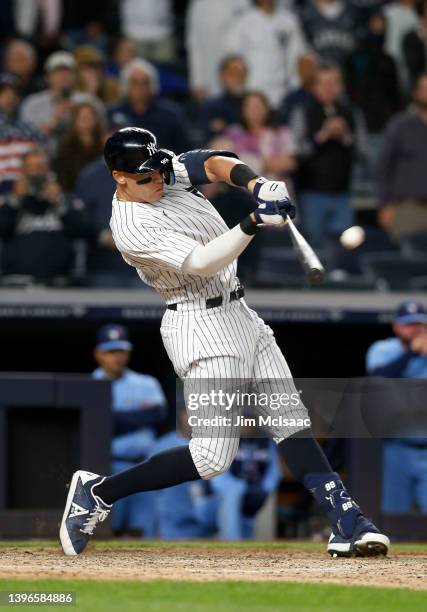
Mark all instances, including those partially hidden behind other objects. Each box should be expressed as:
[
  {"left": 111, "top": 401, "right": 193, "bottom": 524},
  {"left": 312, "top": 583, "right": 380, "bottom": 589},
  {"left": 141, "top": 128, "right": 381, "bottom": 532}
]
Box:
[{"left": 0, "top": 0, "right": 426, "bottom": 543}]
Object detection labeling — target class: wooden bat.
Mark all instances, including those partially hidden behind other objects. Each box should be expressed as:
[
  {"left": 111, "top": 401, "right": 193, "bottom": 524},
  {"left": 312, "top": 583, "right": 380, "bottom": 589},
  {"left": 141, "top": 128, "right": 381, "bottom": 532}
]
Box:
[{"left": 285, "top": 216, "right": 325, "bottom": 284}]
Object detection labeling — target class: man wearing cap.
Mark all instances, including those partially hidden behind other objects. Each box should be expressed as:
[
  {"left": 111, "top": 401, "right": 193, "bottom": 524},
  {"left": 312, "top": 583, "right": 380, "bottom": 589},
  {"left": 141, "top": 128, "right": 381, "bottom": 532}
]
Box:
[
  {"left": 0, "top": 73, "right": 43, "bottom": 194},
  {"left": 92, "top": 324, "right": 167, "bottom": 536},
  {"left": 366, "top": 301, "right": 427, "bottom": 513},
  {"left": 20, "top": 51, "right": 103, "bottom": 148}
]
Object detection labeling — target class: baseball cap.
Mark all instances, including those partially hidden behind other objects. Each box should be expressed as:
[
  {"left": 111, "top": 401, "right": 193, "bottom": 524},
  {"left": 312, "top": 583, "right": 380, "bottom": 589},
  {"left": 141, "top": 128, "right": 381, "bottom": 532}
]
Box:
[
  {"left": 395, "top": 301, "right": 427, "bottom": 325},
  {"left": 96, "top": 324, "right": 133, "bottom": 352},
  {"left": 44, "top": 51, "right": 76, "bottom": 73},
  {"left": 0, "top": 72, "right": 21, "bottom": 92}
]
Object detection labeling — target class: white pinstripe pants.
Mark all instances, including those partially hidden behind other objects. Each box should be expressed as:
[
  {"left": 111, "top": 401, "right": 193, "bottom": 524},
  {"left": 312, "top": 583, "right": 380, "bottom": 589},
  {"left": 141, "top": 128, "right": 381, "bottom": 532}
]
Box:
[{"left": 160, "top": 298, "right": 309, "bottom": 479}]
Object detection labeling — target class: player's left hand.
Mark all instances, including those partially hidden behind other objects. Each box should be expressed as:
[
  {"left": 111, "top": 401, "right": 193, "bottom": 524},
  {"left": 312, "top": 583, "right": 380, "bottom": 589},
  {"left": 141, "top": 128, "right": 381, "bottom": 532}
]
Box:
[{"left": 253, "top": 178, "right": 296, "bottom": 220}]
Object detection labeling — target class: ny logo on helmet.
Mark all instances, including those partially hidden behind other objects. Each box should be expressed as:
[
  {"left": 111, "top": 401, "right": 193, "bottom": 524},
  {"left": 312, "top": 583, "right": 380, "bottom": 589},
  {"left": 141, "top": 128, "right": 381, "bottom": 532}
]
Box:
[{"left": 147, "top": 143, "right": 157, "bottom": 156}]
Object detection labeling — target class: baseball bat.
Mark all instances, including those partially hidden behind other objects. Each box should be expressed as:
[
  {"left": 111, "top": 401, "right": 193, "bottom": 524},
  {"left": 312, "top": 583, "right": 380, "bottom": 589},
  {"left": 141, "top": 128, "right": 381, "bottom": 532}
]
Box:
[{"left": 285, "top": 216, "right": 325, "bottom": 284}]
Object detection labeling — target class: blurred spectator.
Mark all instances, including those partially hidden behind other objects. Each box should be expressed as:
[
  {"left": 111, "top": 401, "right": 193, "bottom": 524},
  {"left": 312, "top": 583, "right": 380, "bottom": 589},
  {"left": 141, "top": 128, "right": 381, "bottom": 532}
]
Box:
[
  {"left": 200, "top": 56, "right": 248, "bottom": 141},
  {"left": 214, "top": 92, "right": 297, "bottom": 179},
  {"left": 300, "top": 0, "right": 360, "bottom": 65},
  {"left": 383, "top": 0, "right": 419, "bottom": 90},
  {"left": 186, "top": 0, "right": 250, "bottom": 101},
  {"left": 346, "top": 12, "right": 401, "bottom": 136},
  {"left": 0, "top": 73, "right": 43, "bottom": 194},
  {"left": 2, "top": 39, "right": 41, "bottom": 97},
  {"left": 225, "top": 0, "right": 306, "bottom": 108},
  {"left": 19, "top": 50, "right": 103, "bottom": 150},
  {"left": 403, "top": 0, "right": 427, "bottom": 88},
  {"left": 74, "top": 156, "right": 141, "bottom": 287},
  {"left": 61, "top": 0, "right": 119, "bottom": 55},
  {"left": 290, "top": 63, "right": 358, "bottom": 247},
  {"left": 278, "top": 52, "right": 319, "bottom": 125},
  {"left": 0, "top": 148, "right": 91, "bottom": 284},
  {"left": 366, "top": 300, "right": 427, "bottom": 513},
  {"left": 14, "top": 0, "right": 62, "bottom": 50},
  {"left": 119, "top": 0, "right": 175, "bottom": 64},
  {"left": 105, "top": 37, "right": 137, "bottom": 80},
  {"left": 376, "top": 72, "right": 427, "bottom": 239},
  {"left": 196, "top": 438, "right": 282, "bottom": 540},
  {"left": 92, "top": 324, "right": 167, "bottom": 537},
  {"left": 108, "top": 59, "right": 190, "bottom": 152},
  {"left": 54, "top": 102, "right": 105, "bottom": 192},
  {"left": 73, "top": 45, "right": 119, "bottom": 105}
]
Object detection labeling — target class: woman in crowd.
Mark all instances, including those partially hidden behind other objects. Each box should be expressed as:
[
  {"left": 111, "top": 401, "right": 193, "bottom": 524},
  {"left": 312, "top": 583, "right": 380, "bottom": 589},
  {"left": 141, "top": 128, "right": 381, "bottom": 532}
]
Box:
[
  {"left": 212, "top": 91, "right": 297, "bottom": 181},
  {"left": 54, "top": 101, "right": 105, "bottom": 192}
]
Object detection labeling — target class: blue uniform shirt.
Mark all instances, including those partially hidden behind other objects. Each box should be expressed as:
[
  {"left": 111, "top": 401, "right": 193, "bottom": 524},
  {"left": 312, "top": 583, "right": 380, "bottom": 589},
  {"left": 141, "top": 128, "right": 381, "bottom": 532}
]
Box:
[
  {"left": 92, "top": 367, "right": 166, "bottom": 413},
  {"left": 366, "top": 338, "right": 427, "bottom": 379}
]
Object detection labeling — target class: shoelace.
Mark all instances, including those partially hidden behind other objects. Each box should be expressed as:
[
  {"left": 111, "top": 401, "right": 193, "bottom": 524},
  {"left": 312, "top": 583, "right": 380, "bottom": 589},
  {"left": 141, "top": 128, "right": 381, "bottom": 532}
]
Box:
[{"left": 80, "top": 503, "right": 110, "bottom": 535}]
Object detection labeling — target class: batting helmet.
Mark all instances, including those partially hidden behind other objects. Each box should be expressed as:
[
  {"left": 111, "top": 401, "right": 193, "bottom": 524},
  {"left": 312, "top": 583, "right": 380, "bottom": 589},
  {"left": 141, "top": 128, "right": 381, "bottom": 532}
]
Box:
[{"left": 103, "top": 127, "right": 175, "bottom": 185}]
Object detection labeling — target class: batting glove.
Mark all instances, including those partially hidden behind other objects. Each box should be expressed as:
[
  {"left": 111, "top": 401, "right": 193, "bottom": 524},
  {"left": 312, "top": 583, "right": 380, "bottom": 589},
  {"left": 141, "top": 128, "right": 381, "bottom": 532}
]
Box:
[{"left": 253, "top": 178, "right": 296, "bottom": 226}]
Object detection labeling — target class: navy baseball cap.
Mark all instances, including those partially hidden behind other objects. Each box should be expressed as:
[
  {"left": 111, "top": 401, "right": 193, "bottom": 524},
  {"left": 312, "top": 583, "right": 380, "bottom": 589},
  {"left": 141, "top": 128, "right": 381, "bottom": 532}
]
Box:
[
  {"left": 96, "top": 324, "right": 133, "bottom": 352},
  {"left": 395, "top": 301, "right": 427, "bottom": 325}
]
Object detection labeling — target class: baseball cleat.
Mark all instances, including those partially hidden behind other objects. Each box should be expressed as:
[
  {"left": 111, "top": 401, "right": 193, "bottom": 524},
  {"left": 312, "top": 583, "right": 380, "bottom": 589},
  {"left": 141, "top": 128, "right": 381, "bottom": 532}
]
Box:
[
  {"left": 327, "top": 516, "right": 390, "bottom": 558},
  {"left": 60, "top": 470, "right": 111, "bottom": 556}
]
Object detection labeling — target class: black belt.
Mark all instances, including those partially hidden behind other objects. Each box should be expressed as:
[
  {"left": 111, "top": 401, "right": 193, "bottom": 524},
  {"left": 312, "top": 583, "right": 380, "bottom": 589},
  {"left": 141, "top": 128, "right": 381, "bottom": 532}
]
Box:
[{"left": 167, "top": 286, "right": 245, "bottom": 311}]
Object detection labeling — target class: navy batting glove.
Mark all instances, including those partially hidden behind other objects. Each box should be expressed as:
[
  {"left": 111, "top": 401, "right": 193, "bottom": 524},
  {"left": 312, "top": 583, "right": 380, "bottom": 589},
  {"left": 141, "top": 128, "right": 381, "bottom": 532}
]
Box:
[{"left": 253, "top": 178, "right": 296, "bottom": 220}]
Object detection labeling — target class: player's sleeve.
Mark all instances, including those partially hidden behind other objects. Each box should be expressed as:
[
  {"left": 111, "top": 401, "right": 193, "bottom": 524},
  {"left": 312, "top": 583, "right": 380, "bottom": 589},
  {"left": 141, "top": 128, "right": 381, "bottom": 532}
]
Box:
[
  {"left": 116, "top": 223, "right": 200, "bottom": 273},
  {"left": 175, "top": 149, "right": 239, "bottom": 186}
]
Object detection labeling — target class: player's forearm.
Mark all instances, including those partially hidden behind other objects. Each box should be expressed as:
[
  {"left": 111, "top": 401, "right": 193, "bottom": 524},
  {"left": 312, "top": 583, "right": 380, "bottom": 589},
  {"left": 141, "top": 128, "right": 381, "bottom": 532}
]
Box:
[
  {"left": 205, "top": 156, "right": 260, "bottom": 192},
  {"left": 182, "top": 223, "right": 255, "bottom": 277}
]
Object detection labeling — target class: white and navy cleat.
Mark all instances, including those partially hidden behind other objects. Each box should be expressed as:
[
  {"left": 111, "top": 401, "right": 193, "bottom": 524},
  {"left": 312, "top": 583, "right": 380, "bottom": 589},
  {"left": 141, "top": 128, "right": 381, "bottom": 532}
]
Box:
[
  {"left": 328, "top": 516, "right": 390, "bottom": 558},
  {"left": 60, "top": 470, "right": 111, "bottom": 556}
]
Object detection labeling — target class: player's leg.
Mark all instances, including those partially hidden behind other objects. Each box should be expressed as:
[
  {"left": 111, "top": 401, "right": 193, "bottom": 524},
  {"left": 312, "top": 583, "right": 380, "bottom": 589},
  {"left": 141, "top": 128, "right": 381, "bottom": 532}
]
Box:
[
  {"left": 250, "top": 313, "right": 390, "bottom": 557},
  {"left": 60, "top": 348, "right": 247, "bottom": 555}
]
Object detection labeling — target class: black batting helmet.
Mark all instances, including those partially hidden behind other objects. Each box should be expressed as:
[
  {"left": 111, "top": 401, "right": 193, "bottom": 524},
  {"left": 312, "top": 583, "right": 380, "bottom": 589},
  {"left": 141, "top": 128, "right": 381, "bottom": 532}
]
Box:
[{"left": 103, "top": 127, "right": 175, "bottom": 185}]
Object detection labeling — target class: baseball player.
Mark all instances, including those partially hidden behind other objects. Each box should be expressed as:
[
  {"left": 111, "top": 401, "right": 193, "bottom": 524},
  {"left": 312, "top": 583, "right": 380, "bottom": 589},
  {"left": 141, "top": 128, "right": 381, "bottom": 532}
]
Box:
[{"left": 60, "top": 127, "right": 389, "bottom": 557}]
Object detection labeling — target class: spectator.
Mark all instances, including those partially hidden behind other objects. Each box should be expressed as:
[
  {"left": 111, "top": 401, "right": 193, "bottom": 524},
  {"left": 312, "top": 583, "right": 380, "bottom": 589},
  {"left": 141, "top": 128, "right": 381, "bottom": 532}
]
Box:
[
  {"left": 290, "top": 63, "right": 358, "bottom": 247},
  {"left": 376, "top": 72, "right": 427, "bottom": 239},
  {"left": 300, "top": 0, "right": 360, "bottom": 66},
  {"left": 0, "top": 148, "right": 91, "bottom": 284},
  {"left": 214, "top": 91, "right": 297, "bottom": 179},
  {"left": 278, "top": 52, "right": 319, "bottom": 125},
  {"left": 347, "top": 12, "right": 401, "bottom": 136},
  {"left": 14, "top": 0, "right": 62, "bottom": 51},
  {"left": 225, "top": 0, "right": 306, "bottom": 108},
  {"left": 119, "top": 0, "right": 176, "bottom": 64},
  {"left": 105, "top": 37, "right": 137, "bottom": 80},
  {"left": 61, "top": 0, "right": 120, "bottom": 55},
  {"left": 383, "top": 0, "right": 419, "bottom": 90},
  {"left": 73, "top": 45, "right": 119, "bottom": 105},
  {"left": 186, "top": 0, "right": 250, "bottom": 101},
  {"left": 2, "top": 39, "right": 41, "bottom": 97},
  {"left": 108, "top": 59, "right": 190, "bottom": 152},
  {"left": 196, "top": 438, "right": 282, "bottom": 540},
  {"left": 74, "top": 156, "right": 141, "bottom": 287},
  {"left": 92, "top": 324, "right": 167, "bottom": 536},
  {"left": 54, "top": 102, "right": 105, "bottom": 192},
  {"left": 0, "top": 73, "right": 43, "bottom": 194},
  {"left": 366, "top": 300, "right": 427, "bottom": 513},
  {"left": 20, "top": 51, "right": 76, "bottom": 137},
  {"left": 403, "top": 0, "right": 427, "bottom": 88},
  {"left": 201, "top": 56, "right": 248, "bottom": 141}
]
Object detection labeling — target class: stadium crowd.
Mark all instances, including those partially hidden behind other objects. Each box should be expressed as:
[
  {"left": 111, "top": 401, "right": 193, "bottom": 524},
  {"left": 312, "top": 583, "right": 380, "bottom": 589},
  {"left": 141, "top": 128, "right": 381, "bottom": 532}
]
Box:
[{"left": 1, "top": 0, "right": 427, "bottom": 289}]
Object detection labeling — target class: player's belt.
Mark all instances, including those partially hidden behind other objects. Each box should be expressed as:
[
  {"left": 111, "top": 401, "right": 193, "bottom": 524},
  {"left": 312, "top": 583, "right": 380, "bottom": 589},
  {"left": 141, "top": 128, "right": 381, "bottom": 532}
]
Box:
[{"left": 167, "top": 286, "right": 245, "bottom": 311}]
